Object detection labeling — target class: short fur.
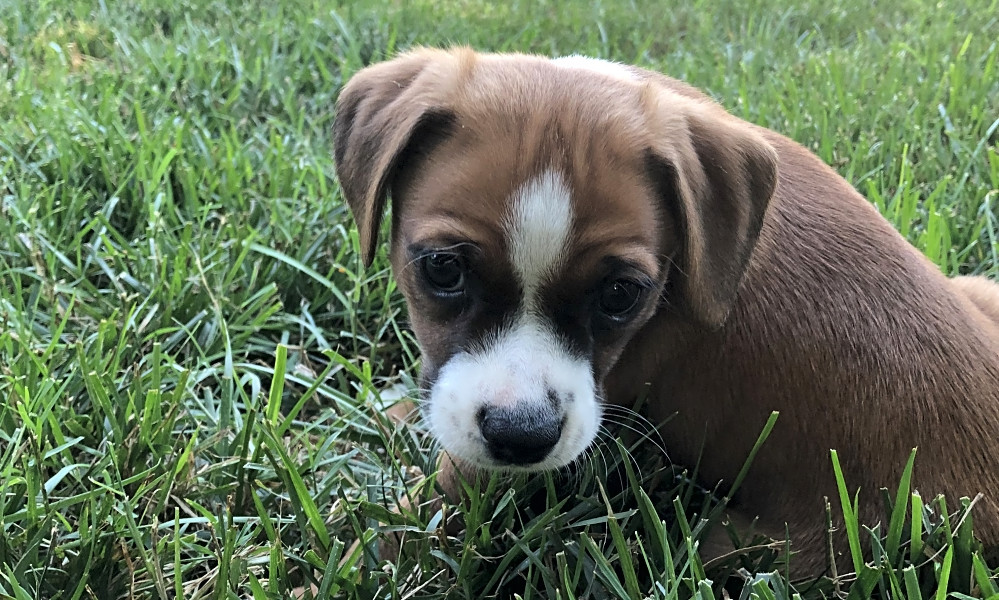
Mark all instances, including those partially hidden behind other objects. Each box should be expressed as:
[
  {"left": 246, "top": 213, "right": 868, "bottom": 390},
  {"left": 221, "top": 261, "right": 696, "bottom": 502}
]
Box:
[{"left": 332, "top": 47, "right": 999, "bottom": 576}]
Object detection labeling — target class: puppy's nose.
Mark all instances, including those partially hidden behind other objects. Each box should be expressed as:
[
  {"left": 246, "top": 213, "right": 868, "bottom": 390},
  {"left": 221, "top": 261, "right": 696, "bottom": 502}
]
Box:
[{"left": 478, "top": 406, "right": 562, "bottom": 465}]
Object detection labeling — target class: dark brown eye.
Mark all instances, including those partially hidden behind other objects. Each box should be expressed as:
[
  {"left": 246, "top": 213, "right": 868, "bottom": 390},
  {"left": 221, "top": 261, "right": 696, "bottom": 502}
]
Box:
[
  {"left": 599, "top": 279, "right": 642, "bottom": 317},
  {"left": 422, "top": 253, "right": 465, "bottom": 294}
]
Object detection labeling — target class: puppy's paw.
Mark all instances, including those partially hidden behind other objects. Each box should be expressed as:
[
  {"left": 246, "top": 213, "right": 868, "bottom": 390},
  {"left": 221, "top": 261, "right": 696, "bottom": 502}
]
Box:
[{"left": 374, "top": 433, "right": 480, "bottom": 563}]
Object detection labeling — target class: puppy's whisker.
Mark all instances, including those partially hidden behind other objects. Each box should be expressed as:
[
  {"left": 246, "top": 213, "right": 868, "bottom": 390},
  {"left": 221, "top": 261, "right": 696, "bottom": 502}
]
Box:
[
  {"left": 600, "top": 417, "right": 671, "bottom": 463},
  {"left": 602, "top": 404, "right": 666, "bottom": 437},
  {"left": 597, "top": 424, "right": 647, "bottom": 483},
  {"left": 590, "top": 428, "right": 619, "bottom": 478},
  {"left": 600, "top": 407, "right": 671, "bottom": 458},
  {"left": 600, "top": 417, "right": 658, "bottom": 448},
  {"left": 593, "top": 433, "right": 612, "bottom": 465},
  {"left": 601, "top": 410, "right": 659, "bottom": 438},
  {"left": 584, "top": 441, "right": 609, "bottom": 481}
]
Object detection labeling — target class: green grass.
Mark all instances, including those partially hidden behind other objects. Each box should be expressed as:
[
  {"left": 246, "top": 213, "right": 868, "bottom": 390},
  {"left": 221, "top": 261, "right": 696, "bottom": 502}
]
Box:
[{"left": 1, "top": 0, "right": 998, "bottom": 597}]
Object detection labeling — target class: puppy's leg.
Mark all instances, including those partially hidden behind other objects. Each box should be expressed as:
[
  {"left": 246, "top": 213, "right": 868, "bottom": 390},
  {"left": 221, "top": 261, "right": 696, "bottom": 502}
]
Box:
[
  {"left": 952, "top": 275, "right": 999, "bottom": 324},
  {"left": 384, "top": 400, "right": 483, "bottom": 502},
  {"left": 699, "top": 507, "right": 841, "bottom": 580},
  {"left": 700, "top": 508, "right": 785, "bottom": 567},
  {"left": 434, "top": 452, "right": 482, "bottom": 500},
  {"left": 384, "top": 399, "right": 419, "bottom": 425},
  {"left": 378, "top": 402, "right": 480, "bottom": 560}
]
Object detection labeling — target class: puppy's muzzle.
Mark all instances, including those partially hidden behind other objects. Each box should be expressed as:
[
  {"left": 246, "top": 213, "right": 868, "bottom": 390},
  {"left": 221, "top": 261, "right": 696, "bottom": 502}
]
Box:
[{"left": 477, "top": 405, "right": 564, "bottom": 465}]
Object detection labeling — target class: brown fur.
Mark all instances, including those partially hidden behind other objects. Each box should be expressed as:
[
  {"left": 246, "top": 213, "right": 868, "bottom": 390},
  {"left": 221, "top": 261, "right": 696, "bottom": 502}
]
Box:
[{"left": 332, "top": 47, "right": 999, "bottom": 576}]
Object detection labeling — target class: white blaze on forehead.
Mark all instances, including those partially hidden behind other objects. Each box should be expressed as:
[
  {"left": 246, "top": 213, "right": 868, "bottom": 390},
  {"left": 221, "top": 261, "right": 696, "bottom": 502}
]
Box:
[
  {"left": 552, "top": 55, "right": 640, "bottom": 81},
  {"left": 505, "top": 170, "right": 574, "bottom": 306}
]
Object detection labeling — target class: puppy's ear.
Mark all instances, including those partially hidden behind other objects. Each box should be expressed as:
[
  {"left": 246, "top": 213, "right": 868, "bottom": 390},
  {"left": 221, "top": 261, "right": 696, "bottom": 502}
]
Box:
[
  {"left": 650, "top": 103, "right": 778, "bottom": 329},
  {"left": 333, "top": 49, "right": 460, "bottom": 266}
]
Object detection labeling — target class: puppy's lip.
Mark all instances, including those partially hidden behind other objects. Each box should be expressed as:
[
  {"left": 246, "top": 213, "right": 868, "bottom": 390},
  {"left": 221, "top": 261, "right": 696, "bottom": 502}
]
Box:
[
  {"left": 471, "top": 456, "right": 562, "bottom": 473},
  {"left": 481, "top": 454, "right": 550, "bottom": 470}
]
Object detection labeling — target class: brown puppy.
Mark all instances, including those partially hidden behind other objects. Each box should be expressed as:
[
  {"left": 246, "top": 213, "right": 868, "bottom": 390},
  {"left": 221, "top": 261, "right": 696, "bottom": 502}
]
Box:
[{"left": 332, "top": 47, "right": 999, "bottom": 576}]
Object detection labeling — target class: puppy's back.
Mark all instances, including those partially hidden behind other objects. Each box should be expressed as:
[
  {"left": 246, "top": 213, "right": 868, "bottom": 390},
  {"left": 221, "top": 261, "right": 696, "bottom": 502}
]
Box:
[{"left": 610, "top": 67, "right": 999, "bottom": 572}]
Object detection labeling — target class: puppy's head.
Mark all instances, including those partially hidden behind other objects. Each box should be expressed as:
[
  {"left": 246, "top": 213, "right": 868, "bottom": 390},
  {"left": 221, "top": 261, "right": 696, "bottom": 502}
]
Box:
[{"left": 333, "top": 48, "right": 777, "bottom": 470}]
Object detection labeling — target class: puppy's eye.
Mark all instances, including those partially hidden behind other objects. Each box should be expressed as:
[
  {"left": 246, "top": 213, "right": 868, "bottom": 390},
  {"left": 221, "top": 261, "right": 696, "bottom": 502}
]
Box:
[
  {"left": 599, "top": 279, "right": 642, "bottom": 317},
  {"left": 422, "top": 253, "right": 465, "bottom": 294}
]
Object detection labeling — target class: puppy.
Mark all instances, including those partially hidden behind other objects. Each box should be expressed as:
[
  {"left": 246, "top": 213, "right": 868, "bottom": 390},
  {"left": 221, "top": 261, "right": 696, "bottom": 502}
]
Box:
[{"left": 332, "top": 47, "right": 999, "bottom": 576}]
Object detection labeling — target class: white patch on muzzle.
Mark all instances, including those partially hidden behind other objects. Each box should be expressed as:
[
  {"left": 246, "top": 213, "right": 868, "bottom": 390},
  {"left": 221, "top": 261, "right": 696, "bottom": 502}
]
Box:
[{"left": 425, "top": 171, "right": 601, "bottom": 469}]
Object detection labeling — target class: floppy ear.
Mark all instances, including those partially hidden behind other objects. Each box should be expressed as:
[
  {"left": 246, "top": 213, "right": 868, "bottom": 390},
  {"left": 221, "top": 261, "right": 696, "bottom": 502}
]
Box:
[
  {"left": 332, "top": 49, "right": 458, "bottom": 267},
  {"left": 650, "top": 104, "right": 779, "bottom": 329}
]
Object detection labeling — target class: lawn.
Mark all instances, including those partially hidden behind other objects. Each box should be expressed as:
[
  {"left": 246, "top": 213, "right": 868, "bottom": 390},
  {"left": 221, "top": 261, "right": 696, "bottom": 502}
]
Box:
[{"left": 1, "top": 0, "right": 998, "bottom": 598}]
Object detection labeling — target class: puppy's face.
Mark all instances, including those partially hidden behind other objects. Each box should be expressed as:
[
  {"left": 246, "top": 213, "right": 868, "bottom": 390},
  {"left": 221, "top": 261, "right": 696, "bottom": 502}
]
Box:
[
  {"left": 392, "top": 124, "right": 668, "bottom": 469},
  {"left": 334, "top": 49, "right": 778, "bottom": 471}
]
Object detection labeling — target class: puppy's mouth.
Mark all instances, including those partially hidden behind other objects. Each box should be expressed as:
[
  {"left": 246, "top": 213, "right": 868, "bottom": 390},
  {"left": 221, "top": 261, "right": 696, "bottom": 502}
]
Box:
[
  {"left": 422, "top": 350, "right": 601, "bottom": 472},
  {"left": 451, "top": 412, "right": 584, "bottom": 472},
  {"left": 417, "top": 309, "right": 603, "bottom": 471}
]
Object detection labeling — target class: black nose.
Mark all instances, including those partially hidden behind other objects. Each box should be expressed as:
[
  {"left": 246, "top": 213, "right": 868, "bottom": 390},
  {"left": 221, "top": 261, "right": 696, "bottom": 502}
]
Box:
[{"left": 478, "top": 406, "right": 563, "bottom": 465}]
